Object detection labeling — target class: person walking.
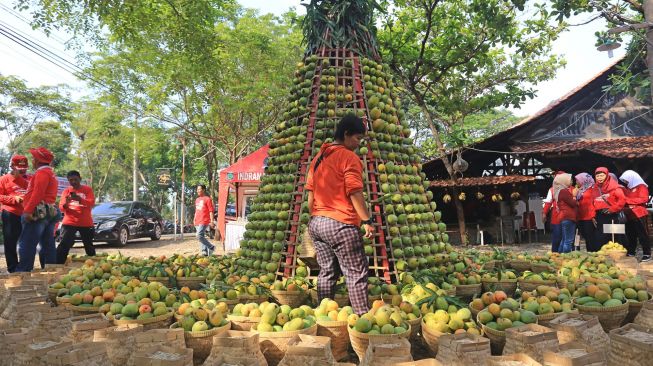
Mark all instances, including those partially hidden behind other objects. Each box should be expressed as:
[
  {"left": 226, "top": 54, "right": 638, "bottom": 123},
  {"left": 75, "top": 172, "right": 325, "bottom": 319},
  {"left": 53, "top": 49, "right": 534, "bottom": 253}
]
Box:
[
  {"left": 592, "top": 167, "right": 628, "bottom": 249},
  {"left": 553, "top": 173, "right": 577, "bottom": 253},
  {"left": 0, "top": 155, "right": 29, "bottom": 272},
  {"left": 56, "top": 171, "right": 96, "bottom": 264},
  {"left": 619, "top": 170, "right": 651, "bottom": 261},
  {"left": 16, "top": 147, "right": 60, "bottom": 272},
  {"left": 574, "top": 172, "right": 599, "bottom": 252},
  {"left": 306, "top": 114, "right": 373, "bottom": 315},
  {"left": 543, "top": 171, "right": 565, "bottom": 252},
  {"left": 194, "top": 184, "right": 215, "bottom": 256}
]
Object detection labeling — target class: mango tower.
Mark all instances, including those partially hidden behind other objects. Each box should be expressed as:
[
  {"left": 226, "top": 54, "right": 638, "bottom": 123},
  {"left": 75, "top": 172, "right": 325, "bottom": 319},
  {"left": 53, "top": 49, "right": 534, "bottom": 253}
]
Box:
[{"left": 236, "top": 0, "right": 449, "bottom": 282}]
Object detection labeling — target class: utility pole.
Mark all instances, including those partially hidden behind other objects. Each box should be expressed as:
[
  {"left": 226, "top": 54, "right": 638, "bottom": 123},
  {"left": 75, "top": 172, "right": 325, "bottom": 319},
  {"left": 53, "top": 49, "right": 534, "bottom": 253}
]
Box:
[
  {"left": 180, "top": 137, "right": 186, "bottom": 240},
  {"left": 132, "top": 117, "right": 138, "bottom": 201}
]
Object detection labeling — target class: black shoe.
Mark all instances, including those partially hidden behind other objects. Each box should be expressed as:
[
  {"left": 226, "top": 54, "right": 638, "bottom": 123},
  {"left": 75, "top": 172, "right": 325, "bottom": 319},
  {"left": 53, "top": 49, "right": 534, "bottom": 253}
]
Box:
[
  {"left": 626, "top": 253, "right": 635, "bottom": 257},
  {"left": 642, "top": 255, "right": 651, "bottom": 262}
]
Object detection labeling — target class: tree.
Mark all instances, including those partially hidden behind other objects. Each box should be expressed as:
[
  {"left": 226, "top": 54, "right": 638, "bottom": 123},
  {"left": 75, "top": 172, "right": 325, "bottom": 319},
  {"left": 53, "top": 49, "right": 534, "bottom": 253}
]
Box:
[
  {"left": 551, "top": 1, "right": 653, "bottom": 103},
  {"left": 378, "top": 0, "right": 564, "bottom": 244},
  {"left": 12, "top": 120, "right": 72, "bottom": 171},
  {"left": 0, "top": 73, "right": 71, "bottom": 151}
]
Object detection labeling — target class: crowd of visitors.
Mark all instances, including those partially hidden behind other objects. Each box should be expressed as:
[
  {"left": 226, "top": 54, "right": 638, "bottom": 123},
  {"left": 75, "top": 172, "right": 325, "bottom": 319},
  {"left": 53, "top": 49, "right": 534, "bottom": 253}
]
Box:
[
  {"left": 0, "top": 148, "right": 97, "bottom": 272},
  {"left": 543, "top": 168, "right": 651, "bottom": 261}
]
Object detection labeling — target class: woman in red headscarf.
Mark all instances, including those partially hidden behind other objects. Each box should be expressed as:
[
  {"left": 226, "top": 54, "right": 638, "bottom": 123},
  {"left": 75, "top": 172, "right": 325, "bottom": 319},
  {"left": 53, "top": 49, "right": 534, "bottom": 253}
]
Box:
[{"left": 592, "top": 167, "right": 628, "bottom": 249}]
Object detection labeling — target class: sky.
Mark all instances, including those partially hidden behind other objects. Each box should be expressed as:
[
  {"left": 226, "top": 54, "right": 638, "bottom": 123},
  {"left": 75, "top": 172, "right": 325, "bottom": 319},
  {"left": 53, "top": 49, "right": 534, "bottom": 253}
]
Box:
[{"left": 0, "top": 0, "right": 626, "bottom": 119}]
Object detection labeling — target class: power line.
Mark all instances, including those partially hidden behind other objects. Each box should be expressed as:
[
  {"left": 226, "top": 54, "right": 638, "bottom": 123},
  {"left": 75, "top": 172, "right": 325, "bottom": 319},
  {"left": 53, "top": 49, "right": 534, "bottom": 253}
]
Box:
[{"left": 0, "top": 2, "right": 69, "bottom": 45}]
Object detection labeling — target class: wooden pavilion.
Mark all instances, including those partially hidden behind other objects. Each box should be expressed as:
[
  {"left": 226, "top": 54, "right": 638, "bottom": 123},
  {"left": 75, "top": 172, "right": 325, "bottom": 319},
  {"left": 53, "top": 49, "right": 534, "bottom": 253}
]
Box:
[{"left": 423, "top": 58, "right": 653, "bottom": 244}]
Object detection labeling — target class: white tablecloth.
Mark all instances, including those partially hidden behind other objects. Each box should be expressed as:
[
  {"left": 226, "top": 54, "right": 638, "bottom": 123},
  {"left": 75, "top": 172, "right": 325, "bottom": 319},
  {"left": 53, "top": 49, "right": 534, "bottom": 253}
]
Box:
[{"left": 225, "top": 221, "right": 246, "bottom": 252}]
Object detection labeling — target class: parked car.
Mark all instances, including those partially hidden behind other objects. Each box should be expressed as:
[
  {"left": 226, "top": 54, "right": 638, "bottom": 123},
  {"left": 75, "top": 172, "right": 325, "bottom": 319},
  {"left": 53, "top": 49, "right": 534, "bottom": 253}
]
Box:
[{"left": 93, "top": 201, "right": 164, "bottom": 246}]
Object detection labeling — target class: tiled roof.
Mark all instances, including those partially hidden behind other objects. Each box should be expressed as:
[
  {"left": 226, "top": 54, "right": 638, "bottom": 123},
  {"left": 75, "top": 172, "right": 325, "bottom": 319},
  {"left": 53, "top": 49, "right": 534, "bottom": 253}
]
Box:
[
  {"left": 429, "top": 175, "right": 536, "bottom": 188},
  {"left": 510, "top": 135, "right": 653, "bottom": 158}
]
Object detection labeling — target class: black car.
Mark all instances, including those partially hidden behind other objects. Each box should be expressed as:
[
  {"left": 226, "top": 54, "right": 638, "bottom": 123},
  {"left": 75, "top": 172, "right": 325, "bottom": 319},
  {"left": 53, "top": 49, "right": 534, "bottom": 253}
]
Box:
[{"left": 93, "top": 201, "right": 164, "bottom": 246}]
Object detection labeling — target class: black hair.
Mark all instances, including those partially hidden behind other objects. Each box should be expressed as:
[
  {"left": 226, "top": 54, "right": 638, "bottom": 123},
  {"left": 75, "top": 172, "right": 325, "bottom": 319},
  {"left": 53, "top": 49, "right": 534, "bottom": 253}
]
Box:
[
  {"left": 67, "top": 170, "right": 81, "bottom": 178},
  {"left": 197, "top": 184, "right": 207, "bottom": 190},
  {"left": 335, "top": 114, "right": 366, "bottom": 141}
]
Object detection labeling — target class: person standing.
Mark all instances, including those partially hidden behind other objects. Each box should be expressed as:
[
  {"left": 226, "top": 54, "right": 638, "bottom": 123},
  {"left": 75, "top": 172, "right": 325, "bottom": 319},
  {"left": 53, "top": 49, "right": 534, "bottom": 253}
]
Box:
[
  {"left": 16, "top": 147, "right": 60, "bottom": 272},
  {"left": 553, "top": 173, "right": 578, "bottom": 253},
  {"left": 619, "top": 170, "right": 651, "bottom": 261},
  {"left": 0, "top": 155, "right": 29, "bottom": 272},
  {"left": 575, "top": 172, "right": 599, "bottom": 251},
  {"left": 306, "top": 114, "right": 373, "bottom": 315},
  {"left": 194, "top": 184, "right": 215, "bottom": 256},
  {"left": 543, "top": 171, "right": 565, "bottom": 252},
  {"left": 56, "top": 171, "right": 96, "bottom": 264},
  {"left": 592, "top": 167, "right": 628, "bottom": 249}
]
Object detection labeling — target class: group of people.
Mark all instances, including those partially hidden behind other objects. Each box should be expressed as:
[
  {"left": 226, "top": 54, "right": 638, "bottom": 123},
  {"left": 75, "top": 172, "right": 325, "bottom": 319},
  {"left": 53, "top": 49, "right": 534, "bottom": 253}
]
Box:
[
  {"left": 0, "top": 148, "right": 97, "bottom": 273},
  {"left": 543, "top": 167, "right": 651, "bottom": 261}
]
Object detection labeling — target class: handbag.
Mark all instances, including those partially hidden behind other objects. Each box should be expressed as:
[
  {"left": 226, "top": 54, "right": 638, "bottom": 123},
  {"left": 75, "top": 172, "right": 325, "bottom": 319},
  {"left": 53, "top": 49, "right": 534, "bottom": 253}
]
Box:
[
  {"left": 34, "top": 201, "right": 57, "bottom": 221},
  {"left": 597, "top": 187, "right": 627, "bottom": 224}
]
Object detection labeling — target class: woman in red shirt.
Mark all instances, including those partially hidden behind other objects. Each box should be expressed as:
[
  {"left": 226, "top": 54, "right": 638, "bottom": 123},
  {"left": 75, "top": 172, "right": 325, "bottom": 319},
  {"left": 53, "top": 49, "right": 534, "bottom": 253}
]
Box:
[
  {"left": 592, "top": 167, "right": 628, "bottom": 250},
  {"left": 574, "top": 173, "right": 599, "bottom": 252},
  {"left": 553, "top": 173, "right": 577, "bottom": 253},
  {"left": 619, "top": 170, "right": 651, "bottom": 261}
]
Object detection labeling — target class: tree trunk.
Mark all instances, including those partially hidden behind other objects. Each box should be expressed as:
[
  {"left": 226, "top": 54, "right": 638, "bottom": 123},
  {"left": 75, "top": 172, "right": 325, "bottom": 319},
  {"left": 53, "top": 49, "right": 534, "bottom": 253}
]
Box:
[
  {"left": 417, "top": 101, "right": 469, "bottom": 245},
  {"left": 644, "top": 0, "right": 653, "bottom": 104}
]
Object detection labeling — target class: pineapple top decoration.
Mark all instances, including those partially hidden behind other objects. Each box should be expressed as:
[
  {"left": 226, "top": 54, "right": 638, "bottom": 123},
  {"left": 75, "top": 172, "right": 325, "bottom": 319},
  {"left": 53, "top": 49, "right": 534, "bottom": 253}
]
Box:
[{"left": 237, "top": 0, "right": 450, "bottom": 282}]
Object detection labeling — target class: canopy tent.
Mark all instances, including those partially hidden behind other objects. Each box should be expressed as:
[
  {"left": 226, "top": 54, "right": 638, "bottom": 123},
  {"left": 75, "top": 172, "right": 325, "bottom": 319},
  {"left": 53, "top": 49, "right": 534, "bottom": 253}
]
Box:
[{"left": 217, "top": 145, "right": 269, "bottom": 242}]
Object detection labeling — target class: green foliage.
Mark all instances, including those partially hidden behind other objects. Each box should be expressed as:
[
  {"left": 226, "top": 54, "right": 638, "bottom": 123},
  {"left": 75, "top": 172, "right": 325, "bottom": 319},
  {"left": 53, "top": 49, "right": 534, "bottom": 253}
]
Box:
[
  {"left": 378, "top": 0, "right": 564, "bottom": 153},
  {"left": 0, "top": 74, "right": 71, "bottom": 150},
  {"left": 302, "top": 0, "right": 383, "bottom": 58},
  {"left": 13, "top": 121, "right": 72, "bottom": 172}
]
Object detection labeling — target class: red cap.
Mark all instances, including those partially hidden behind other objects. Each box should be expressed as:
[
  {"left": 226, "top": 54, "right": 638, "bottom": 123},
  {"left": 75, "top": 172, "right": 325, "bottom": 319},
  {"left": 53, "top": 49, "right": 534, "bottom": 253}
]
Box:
[
  {"left": 29, "top": 147, "right": 54, "bottom": 164},
  {"left": 10, "top": 155, "right": 28, "bottom": 169}
]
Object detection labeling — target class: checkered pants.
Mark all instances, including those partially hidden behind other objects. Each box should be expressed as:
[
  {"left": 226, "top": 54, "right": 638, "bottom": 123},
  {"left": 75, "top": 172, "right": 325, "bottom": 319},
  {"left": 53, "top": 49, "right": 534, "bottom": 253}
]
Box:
[{"left": 308, "top": 215, "right": 369, "bottom": 315}]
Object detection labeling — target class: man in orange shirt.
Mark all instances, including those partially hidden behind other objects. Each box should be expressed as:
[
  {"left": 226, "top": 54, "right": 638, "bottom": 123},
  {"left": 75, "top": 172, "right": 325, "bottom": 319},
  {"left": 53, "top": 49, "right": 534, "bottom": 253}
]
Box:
[
  {"left": 306, "top": 114, "right": 373, "bottom": 315},
  {"left": 56, "top": 170, "right": 96, "bottom": 264},
  {"left": 16, "top": 147, "right": 60, "bottom": 272},
  {"left": 0, "top": 155, "right": 29, "bottom": 272},
  {"left": 194, "top": 184, "right": 215, "bottom": 256}
]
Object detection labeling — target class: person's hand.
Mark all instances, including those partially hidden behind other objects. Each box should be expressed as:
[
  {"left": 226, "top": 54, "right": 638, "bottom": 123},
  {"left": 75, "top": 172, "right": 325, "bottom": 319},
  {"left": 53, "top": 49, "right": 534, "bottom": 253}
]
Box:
[
  {"left": 24, "top": 213, "right": 34, "bottom": 222},
  {"left": 572, "top": 187, "right": 579, "bottom": 196},
  {"left": 363, "top": 223, "right": 374, "bottom": 239},
  {"left": 209, "top": 222, "right": 215, "bottom": 229},
  {"left": 600, "top": 194, "right": 610, "bottom": 200},
  {"left": 13, "top": 196, "right": 23, "bottom": 203}
]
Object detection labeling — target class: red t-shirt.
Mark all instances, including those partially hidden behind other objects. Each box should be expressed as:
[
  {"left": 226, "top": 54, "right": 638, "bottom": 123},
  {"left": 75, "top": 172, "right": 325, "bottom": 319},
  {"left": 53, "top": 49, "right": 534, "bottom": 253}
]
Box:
[
  {"left": 59, "top": 185, "right": 95, "bottom": 227},
  {"left": 556, "top": 189, "right": 578, "bottom": 222},
  {"left": 305, "top": 143, "right": 364, "bottom": 226},
  {"left": 22, "top": 166, "right": 58, "bottom": 215},
  {"left": 194, "top": 196, "right": 214, "bottom": 225},
  {"left": 0, "top": 174, "right": 29, "bottom": 216}
]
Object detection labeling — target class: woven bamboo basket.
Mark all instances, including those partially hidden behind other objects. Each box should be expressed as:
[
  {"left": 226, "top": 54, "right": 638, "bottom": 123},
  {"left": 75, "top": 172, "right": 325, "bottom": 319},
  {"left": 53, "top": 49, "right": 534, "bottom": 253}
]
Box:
[
  {"left": 112, "top": 309, "right": 173, "bottom": 330},
  {"left": 638, "top": 270, "right": 653, "bottom": 292},
  {"left": 615, "top": 257, "right": 639, "bottom": 276},
  {"left": 65, "top": 304, "right": 101, "bottom": 317},
  {"left": 604, "top": 250, "right": 627, "bottom": 261},
  {"left": 518, "top": 279, "right": 557, "bottom": 293},
  {"left": 532, "top": 263, "right": 555, "bottom": 274},
  {"left": 634, "top": 300, "right": 653, "bottom": 327},
  {"left": 421, "top": 322, "right": 445, "bottom": 356},
  {"left": 624, "top": 294, "right": 652, "bottom": 325},
  {"left": 55, "top": 296, "right": 71, "bottom": 306},
  {"left": 240, "top": 294, "right": 269, "bottom": 304},
  {"left": 176, "top": 276, "right": 206, "bottom": 290},
  {"left": 509, "top": 260, "right": 532, "bottom": 272},
  {"left": 482, "top": 324, "right": 507, "bottom": 356},
  {"left": 407, "top": 316, "right": 422, "bottom": 341},
  {"left": 434, "top": 332, "right": 490, "bottom": 366},
  {"left": 256, "top": 323, "right": 318, "bottom": 366},
  {"left": 271, "top": 290, "right": 309, "bottom": 308},
  {"left": 227, "top": 315, "right": 261, "bottom": 331},
  {"left": 573, "top": 299, "right": 629, "bottom": 332},
  {"left": 317, "top": 319, "right": 349, "bottom": 361},
  {"left": 47, "top": 288, "right": 60, "bottom": 304},
  {"left": 170, "top": 320, "right": 230, "bottom": 365},
  {"left": 548, "top": 313, "right": 610, "bottom": 349},
  {"left": 469, "top": 301, "right": 482, "bottom": 320},
  {"left": 542, "top": 341, "right": 607, "bottom": 366},
  {"left": 454, "top": 284, "right": 482, "bottom": 301},
  {"left": 503, "top": 323, "right": 560, "bottom": 363},
  {"left": 607, "top": 323, "right": 653, "bottom": 366},
  {"left": 536, "top": 310, "right": 578, "bottom": 327},
  {"left": 486, "top": 353, "right": 542, "bottom": 366},
  {"left": 556, "top": 277, "right": 569, "bottom": 289},
  {"left": 482, "top": 279, "right": 518, "bottom": 296},
  {"left": 309, "top": 290, "right": 350, "bottom": 307},
  {"left": 367, "top": 294, "right": 383, "bottom": 308},
  {"left": 348, "top": 323, "right": 411, "bottom": 361}
]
